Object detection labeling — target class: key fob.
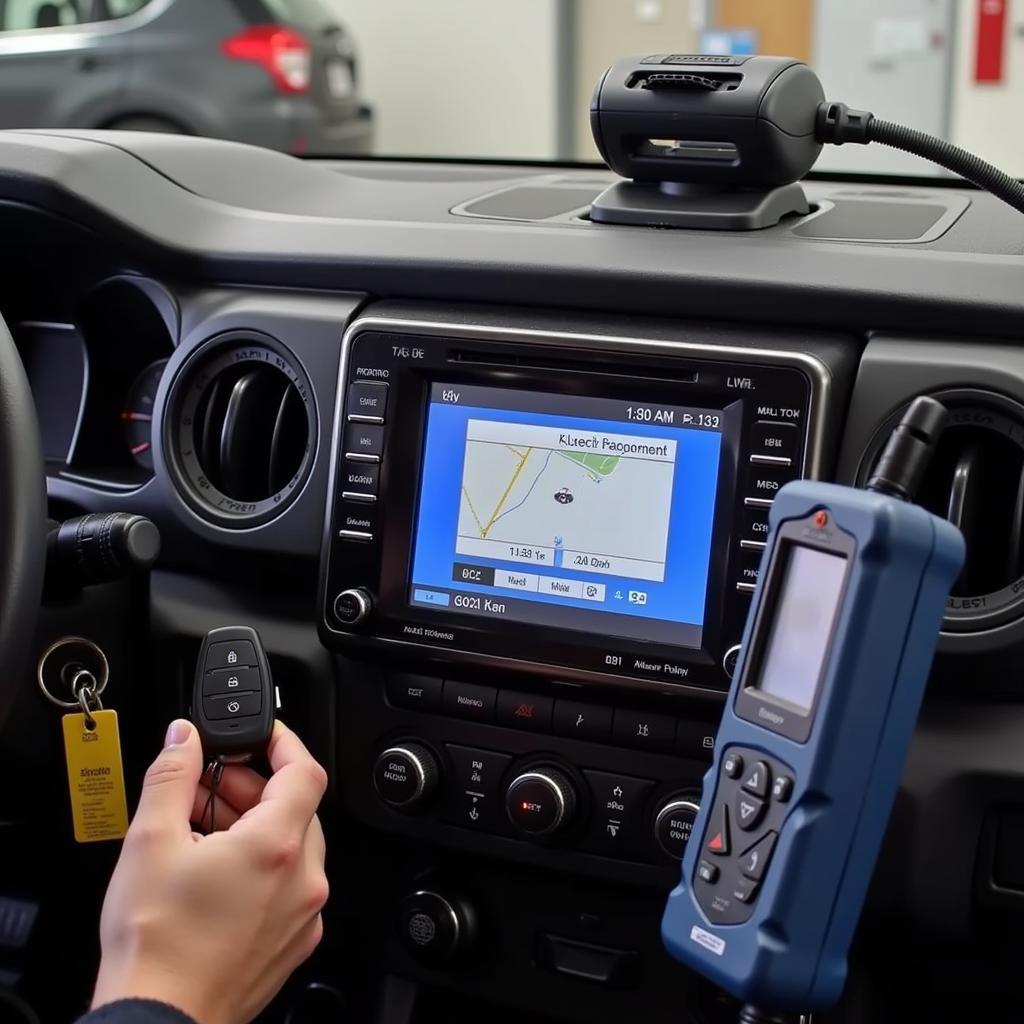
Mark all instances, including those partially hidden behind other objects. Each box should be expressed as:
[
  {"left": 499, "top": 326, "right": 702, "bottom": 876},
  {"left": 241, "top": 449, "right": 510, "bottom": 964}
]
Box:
[{"left": 192, "top": 626, "right": 275, "bottom": 762}]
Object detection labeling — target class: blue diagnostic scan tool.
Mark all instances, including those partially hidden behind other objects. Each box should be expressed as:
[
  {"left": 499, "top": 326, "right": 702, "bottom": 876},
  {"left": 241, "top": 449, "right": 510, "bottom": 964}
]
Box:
[{"left": 661, "top": 397, "right": 965, "bottom": 1015}]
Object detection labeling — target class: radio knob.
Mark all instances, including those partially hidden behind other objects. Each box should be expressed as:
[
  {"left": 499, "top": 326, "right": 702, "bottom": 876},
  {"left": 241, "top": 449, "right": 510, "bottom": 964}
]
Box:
[
  {"left": 506, "top": 768, "right": 577, "bottom": 837},
  {"left": 334, "top": 588, "right": 373, "bottom": 626},
  {"left": 654, "top": 795, "right": 701, "bottom": 860},
  {"left": 373, "top": 743, "right": 439, "bottom": 808}
]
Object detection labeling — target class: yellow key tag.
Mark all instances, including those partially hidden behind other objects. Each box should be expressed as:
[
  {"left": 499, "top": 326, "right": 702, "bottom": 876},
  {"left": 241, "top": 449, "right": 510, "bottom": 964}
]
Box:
[{"left": 62, "top": 709, "right": 129, "bottom": 843}]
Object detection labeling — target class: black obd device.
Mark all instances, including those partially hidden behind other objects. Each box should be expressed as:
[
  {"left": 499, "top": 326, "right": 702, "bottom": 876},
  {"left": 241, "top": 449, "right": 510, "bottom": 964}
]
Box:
[
  {"left": 590, "top": 55, "right": 825, "bottom": 229},
  {"left": 192, "top": 626, "right": 275, "bottom": 761}
]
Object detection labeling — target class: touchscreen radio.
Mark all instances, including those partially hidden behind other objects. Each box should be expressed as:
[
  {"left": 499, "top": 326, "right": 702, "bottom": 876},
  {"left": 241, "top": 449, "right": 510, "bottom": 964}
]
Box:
[{"left": 319, "top": 317, "right": 829, "bottom": 696}]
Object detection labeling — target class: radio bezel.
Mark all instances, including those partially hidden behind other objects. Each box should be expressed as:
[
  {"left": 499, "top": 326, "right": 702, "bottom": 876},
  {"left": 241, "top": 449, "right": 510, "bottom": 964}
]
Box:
[{"left": 318, "top": 316, "right": 832, "bottom": 699}]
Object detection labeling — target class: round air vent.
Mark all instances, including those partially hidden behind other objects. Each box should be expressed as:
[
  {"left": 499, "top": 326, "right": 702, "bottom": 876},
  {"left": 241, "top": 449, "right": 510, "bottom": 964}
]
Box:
[
  {"left": 859, "top": 389, "right": 1024, "bottom": 632},
  {"left": 164, "top": 332, "right": 316, "bottom": 527}
]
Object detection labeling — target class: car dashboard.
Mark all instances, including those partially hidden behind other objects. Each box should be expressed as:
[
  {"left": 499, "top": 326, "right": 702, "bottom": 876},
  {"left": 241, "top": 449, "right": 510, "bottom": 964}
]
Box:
[{"left": 2, "top": 127, "right": 1024, "bottom": 1024}]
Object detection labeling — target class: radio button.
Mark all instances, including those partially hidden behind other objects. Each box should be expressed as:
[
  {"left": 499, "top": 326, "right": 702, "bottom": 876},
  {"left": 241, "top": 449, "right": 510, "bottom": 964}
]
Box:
[
  {"left": 612, "top": 709, "right": 675, "bottom": 753},
  {"left": 334, "top": 588, "right": 373, "bottom": 625},
  {"left": 385, "top": 673, "right": 443, "bottom": 712},
  {"left": 340, "top": 505, "right": 377, "bottom": 535},
  {"left": 738, "top": 548, "right": 762, "bottom": 588},
  {"left": 496, "top": 690, "right": 553, "bottom": 732},
  {"left": 348, "top": 382, "right": 388, "bottom": 421},
  {"left": 742, "top": 507, "right": 770, "bottom": 540},
  {"left": 344, "top": 422, "right": 384, "bottom": 458},
  {"left": 553, "top": 700, "right": 613, "bottom": 742},
  {"left": 747, "top": 463, "right": 797, "bottom": 502},
  {"left": 442, "top": 680, "right": 497, "bottom": 723},
  {"left": 751, "top": 420, "right": 799, "bottom": 461},
  {"left": 342, "top": 460, "right": 380, "bottom": 496}
]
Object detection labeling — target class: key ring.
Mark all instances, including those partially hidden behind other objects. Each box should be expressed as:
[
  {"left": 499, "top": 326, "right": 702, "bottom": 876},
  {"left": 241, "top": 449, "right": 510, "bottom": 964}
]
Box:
[
  {"left": 37, "top": 637, "right": 109, "bottom": 710},
  {"left": 74, "top": 672, "right": 103, "bottom": 731}
]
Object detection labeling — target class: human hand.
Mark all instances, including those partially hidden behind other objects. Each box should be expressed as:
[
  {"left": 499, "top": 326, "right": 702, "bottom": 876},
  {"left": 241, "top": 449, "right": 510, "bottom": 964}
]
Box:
[{"left": 91, "top": 719, "right": 329, "bottom": 1024}]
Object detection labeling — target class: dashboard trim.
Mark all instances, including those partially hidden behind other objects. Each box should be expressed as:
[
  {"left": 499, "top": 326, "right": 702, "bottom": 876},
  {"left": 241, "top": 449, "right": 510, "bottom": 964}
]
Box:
[{"left": 319, "top": 314, "right": 834, "bottom": 699}]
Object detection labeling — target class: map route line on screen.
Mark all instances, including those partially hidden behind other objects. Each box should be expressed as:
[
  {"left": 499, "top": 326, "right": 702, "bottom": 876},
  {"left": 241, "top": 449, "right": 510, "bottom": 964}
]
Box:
[{"left": 481, "top": 445, "right": 534, "bottom": 537}]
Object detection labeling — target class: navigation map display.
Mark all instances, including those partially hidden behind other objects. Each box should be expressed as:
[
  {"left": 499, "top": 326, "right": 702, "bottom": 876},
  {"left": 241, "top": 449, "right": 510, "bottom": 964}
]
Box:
[{"left": 408, "top": 383, "right": 726, "bottom": 647}]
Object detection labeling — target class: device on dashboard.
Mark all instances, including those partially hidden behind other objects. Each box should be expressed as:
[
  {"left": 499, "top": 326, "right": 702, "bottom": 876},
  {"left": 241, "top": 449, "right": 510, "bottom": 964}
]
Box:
[
  {"left": 318, "top": 319, "right": 829, "bottom": 695},
  {"left": 660, "top": 398, "right": 965, "bottom": 1012}
]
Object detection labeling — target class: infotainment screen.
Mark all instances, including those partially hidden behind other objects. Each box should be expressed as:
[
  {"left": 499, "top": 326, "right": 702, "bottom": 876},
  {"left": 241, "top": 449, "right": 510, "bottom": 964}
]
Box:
[{"left": 408, "top": 383, "right": 726, "bottom": 648}]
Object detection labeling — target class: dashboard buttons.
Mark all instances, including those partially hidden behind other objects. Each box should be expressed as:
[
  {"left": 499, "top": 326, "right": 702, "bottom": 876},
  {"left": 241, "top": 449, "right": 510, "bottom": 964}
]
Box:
[
  {"left": 674, "top": 719, "right": 716, "bottom": 761},
  {"left": 443, "top": 745, "right": 511, "bottom": 831},
  {"left": 442, "top": 680, "right": 497, "bottom": 723},
  {"left": 612, "top": 709, "right": 675, "bottom": 753},
  {"left": 738, "top": 548, "right": 762, "bottom": 588},
  {"left": 506, "top": 768, "right": 577, "bottom": 837},
  {"left": 553, "top": 700, "right": 613, "bottom": 742},
  {"left": 750, "top": 420, "right": 799, "bottom": 462},
  {"left": 373, "top": 743, "right": 439, "bottom": 808},
  {"left": 496, "top": 690, "right": 553, "bottom": 731},
  {"left": 347, "top": 382, "right": 388, "bottom": 422},
  {"left": 654, "top": 797, "right": 700, "bottom": 860},
  {"left": 385, "top": 673, "right": 443, "bottom": 712},
  {"left": 342, "top": 460, "right": 379, "bottom": 497},
  {"left": 344, "top": 422, "right": 384, "bottom": 459},
  {"left": 722, "top": 644, "right": 741, "bottom": 678},
  {"left": 398, "top": 889, "right": 477, "bottom": 966},
  {"left": 339, "top": 505, "right": 377, "bottom": 535},
  {"left": 582, "top": 770, "right": 654, "bottom": 857},
  {"left": 334, "top": 588, "right": 373, "bottom": 626},
  {"left": 734, "top": 792, "right": 767, "bottom": 832},
  {"left": 742, "top": 506, "right": 770, "bottom": 542},
  {"left": 748, "top": 462, "right": 797, "bottom": 501}
]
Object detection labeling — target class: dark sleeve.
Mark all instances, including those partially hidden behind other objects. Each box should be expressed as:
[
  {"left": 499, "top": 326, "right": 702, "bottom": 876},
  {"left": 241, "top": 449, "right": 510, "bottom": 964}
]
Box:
[{"left": 75, "top": 999, "right": 197, "bottom": 1024}]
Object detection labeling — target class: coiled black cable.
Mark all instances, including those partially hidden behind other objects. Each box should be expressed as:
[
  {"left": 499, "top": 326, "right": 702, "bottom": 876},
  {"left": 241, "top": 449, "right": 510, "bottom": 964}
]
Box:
[{"left": 816, "top": 101, "right": 1024, "bottom": 216}]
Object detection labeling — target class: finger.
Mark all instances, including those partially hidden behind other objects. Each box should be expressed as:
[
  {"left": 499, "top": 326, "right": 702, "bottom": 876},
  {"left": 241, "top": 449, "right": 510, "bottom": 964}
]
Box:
[
  {"left": 190, "top": 785, "right": 244, "bottom": 831},
  {"left": 240, "top": 722, "right": 327, "bottom": 837},
  {"left": 131, "top": 720, "right": 203, "bottom": 842},
  {"left": 200, "top": 764, "right": 267, "bottom": 816}
]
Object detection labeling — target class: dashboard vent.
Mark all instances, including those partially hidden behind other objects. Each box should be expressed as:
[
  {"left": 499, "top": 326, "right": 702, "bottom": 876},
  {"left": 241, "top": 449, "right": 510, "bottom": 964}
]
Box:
[
  {"left": 863, "top": 390, "right": 1024, "bottom": 632},
  {"left": 165, "top": 332, "right": 316, "bottom": 528}
]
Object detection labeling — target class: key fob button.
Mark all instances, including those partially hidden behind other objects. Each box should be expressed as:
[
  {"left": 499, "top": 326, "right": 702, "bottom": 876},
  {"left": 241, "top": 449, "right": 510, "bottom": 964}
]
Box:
[
  {"left": 204, "top": 692, "right": 262, "bottom": 720},
  {"left": 205, "top": 640, "right": 257, "bottom": 672},
  {"left": 203, "top": 666, "right": 262, "bottom": 697}
]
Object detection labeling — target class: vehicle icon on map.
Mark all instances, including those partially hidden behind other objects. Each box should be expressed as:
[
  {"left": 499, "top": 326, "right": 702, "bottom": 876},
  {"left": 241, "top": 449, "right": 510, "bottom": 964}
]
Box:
[{"left": 554, "top": 487, "right": 574, "bottom": 505}]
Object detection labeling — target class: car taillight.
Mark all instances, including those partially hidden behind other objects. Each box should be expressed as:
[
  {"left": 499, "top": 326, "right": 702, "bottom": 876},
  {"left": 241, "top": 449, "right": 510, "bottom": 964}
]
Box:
[{"left": 221, "top": 24, "right": 312, "bottom": 95}]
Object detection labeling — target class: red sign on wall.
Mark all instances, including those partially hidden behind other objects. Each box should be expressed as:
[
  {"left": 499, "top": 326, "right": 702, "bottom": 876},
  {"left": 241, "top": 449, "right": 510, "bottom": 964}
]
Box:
[{"left": 975, "top": 0, "right": 1008, "bottom": 83}]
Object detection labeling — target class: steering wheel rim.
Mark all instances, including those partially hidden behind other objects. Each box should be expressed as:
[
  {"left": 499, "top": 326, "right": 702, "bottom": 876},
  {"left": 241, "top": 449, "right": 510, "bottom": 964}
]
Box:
[{"left": 0, "top": 310, "right": 46, "bottom": 733}]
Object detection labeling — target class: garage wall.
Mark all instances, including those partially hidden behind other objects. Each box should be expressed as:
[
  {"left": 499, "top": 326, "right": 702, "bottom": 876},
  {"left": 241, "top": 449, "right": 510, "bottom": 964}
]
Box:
[
  {"left": 330, "top": 0, "right": 562, "bottom": 160},
  {"left": 950, "top": 0, "right": 1024, "bottom": 175}
]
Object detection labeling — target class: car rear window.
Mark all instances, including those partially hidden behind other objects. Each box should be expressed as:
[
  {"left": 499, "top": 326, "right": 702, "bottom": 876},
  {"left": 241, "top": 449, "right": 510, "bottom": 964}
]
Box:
[{"left": 231, "top": 0, "right": 335, "bottom": 31}]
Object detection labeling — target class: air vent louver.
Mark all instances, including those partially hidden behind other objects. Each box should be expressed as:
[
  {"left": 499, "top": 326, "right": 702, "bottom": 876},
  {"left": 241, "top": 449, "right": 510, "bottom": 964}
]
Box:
[
  {"left": 865, "top": 391, "right": 1024, "bottom": 631},
  {"left": 165, "top": 332, "right": 316, "bottom": 528}
]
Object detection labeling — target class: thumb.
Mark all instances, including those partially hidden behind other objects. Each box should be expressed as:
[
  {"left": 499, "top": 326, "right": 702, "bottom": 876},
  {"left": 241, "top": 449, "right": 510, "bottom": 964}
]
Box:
[{"left": 131, "top": 719, "right": 204, "bottom": 840}]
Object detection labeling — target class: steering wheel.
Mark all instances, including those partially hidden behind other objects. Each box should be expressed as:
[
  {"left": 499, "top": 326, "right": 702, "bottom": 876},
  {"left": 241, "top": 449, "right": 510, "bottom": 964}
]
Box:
[{"left": 0, "top": 311, "right": 46, "bottom": 733}]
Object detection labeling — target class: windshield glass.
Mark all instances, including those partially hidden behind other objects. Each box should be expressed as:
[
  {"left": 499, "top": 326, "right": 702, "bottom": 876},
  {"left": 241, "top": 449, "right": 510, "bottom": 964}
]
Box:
[{"left": 0, "top": 0, "right": 1013, "bottom": 179}]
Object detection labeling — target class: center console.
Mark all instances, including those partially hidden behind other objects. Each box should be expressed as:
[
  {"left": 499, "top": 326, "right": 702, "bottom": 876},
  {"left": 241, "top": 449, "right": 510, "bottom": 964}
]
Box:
[{"left": 318, "top": 310, "right": 852, "bottom": 906}]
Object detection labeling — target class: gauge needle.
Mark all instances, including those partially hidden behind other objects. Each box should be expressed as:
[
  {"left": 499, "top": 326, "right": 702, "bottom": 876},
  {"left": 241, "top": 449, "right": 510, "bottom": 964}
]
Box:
[
  {"left": 131, "top": 442, "right": 151, "bottom": 456},
  {"left": 121, "top": 411, "right": 153, "bottom": 422}
]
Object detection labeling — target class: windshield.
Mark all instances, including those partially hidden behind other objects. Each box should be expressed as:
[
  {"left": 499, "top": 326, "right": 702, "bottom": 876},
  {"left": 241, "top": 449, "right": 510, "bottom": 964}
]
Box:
[{"left": 0, "top": 0, "right": 1013, "bottom": 179}]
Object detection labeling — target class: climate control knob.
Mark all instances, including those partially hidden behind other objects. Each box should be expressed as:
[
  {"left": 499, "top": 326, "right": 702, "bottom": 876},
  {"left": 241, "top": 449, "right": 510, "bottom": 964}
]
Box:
[
  {"left": 373, "top": 743, "right": 439, "bottom": 808},
  {"left": 654, "top": 795, "right": 701, "bottom": 860},
  {"left": 506, "top": 768, "right": 577, "bottom": 837},
  {"left": 334, "top": 588, "right": 373, "bottom": 626}
]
